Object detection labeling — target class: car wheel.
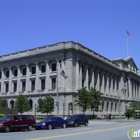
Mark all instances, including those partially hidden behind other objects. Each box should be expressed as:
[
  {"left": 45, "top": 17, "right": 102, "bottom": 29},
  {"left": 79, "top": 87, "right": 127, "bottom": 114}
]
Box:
[
  {"left": 74, "top": 123, "right": 78, "bottom": 127},
  {"left": 48, "top": 124, "right": 52, "bottom": 130},
  {"left": 4, "top": 126, "right": 10, "bottom": 132},
  {"left": 62, "top": 123, "right": 66, "bottom": 128},
  {"left": 85, "top": 122, "right": 88, "bottom": 126},
  {"left": 28, "top": 125, "right": 33, "bottom": 131}
]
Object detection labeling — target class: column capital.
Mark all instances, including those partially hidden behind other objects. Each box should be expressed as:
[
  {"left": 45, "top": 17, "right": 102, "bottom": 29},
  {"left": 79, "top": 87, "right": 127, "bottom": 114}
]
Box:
[
  {"left": 35, "top": 62, "right": 38, "bottom": 65},
  {"left": 45, "top": 60, "right": 49, "bottom": 63},
  {"left": 25, "top": 64, "right": 29, "bottom": 66}
]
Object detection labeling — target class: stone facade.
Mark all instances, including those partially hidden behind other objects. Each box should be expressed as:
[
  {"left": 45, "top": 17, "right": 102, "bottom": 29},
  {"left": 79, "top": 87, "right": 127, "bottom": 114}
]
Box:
[{"left": 0, "top": 41, "right": 140, "bottom": 117}]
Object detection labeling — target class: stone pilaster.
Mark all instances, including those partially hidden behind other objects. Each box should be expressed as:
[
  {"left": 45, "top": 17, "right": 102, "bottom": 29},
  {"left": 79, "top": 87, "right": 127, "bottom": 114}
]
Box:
[{"left": 26, "top": 64, "right": 30, "bottom": 92}]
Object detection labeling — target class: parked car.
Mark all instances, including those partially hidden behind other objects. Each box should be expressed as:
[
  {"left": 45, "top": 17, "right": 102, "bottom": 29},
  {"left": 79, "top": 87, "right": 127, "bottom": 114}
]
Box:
[
  {"left": 0, "top": 115, "right": 36, "bottom": 132},
  {"left": 66, "top": 114, "right": 89, "bottom": 127},
  {"left": 35, "top": 117, "right": 68, "bottom": 130}
]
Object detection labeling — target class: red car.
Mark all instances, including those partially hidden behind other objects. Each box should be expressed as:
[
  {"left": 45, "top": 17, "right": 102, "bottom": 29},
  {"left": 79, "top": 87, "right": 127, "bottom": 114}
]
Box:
[{"left": 0, "top": 115, "right": 36, "bottom": 132}]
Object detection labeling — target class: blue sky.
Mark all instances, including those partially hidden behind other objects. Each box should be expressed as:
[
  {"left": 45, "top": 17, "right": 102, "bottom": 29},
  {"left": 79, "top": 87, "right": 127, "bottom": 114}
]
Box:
[{"left": 0, "top": 0, "right": 140, "bottom": 69}]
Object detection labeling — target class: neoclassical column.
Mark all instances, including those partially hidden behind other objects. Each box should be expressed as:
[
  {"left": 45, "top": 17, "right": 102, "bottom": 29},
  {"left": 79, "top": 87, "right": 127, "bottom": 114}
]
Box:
[
  {"left": 46, "top": 61, "right": 50, "bottom": 91},
  {"left": 101, "top": 72, "right": 104, "bottom": 94},
  {"left": 103, "top": 100, "right": 107, "bottom": 112},
  {"left": 85, "top": 65, "right": 88, "bottom": 89},
  {"left": 76, "top": 60, "right": 80, "bottom": 90},
  {"left": 8, "top": 67, "right": 12, "bottom": 94},
  {"left": 35, "top": 62, "right": 39, "bottom": 91},
  {"left": 128, "top": 77, "right": 132, "bottom": 99},
  {"left": 79, "top": 62, "right": 82, "bottom": 88},
  {"left": 112, "top": 101, "right": 116, "bottom": 113},
  {"left": 110, "top": 75, "right": 113, "bottom": 96},
  {"left": 106, "top": 73, "right": 109, "bottom": 95},
  {"left": 108, "top": 100, "right": 112, "bottom": 113},
  {"left": 96, "top": 68, "right": 100, "bottom": 91},
  {"left": 1, "top": 69, "right": 4, "bottom": 94},
  {"left": 17, "top": 66, "right": 21, "bottom": 93},
  {"left": 138, "top": 82, "right": 140, "bottom": 99},
  {"left": 26, "top": 64, "right": 30, "bottom": 92},
  {"left": 91, "top": 67, "right": 95, "bottom": 88},
  {"left": 104, "top": 73, "right": 107, "bottom": 94}
]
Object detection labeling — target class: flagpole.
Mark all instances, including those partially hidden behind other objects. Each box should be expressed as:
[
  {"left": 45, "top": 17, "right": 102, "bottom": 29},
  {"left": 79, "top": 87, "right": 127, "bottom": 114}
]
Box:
[
  {"left": 126, "top": 30, "right": 131, "bottom": 57},
  {"left": 126, "top": 36, "right": 129, "bottom": 57}
]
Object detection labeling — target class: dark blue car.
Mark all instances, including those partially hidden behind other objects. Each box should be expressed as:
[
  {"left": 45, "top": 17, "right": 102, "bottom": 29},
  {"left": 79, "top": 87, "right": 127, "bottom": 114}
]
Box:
[{"left": 35, "top": 117, "right": 68, "bottom": 130}]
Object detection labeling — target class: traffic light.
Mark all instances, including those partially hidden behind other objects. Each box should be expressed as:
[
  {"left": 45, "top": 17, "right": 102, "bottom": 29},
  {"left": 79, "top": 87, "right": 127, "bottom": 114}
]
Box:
[{"left": 68, "top": 102, "right": 73, "bottom": 110}]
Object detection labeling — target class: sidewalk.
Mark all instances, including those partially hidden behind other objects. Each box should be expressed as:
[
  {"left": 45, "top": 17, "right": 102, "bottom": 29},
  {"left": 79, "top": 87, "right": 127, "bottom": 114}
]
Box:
[{"left": 88, "top": 118, "right": 140, "bottom": 123}]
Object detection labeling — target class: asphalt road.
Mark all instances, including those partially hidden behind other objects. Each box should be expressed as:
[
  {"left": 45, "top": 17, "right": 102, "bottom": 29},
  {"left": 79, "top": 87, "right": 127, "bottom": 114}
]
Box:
[{"left": 1, "top": 120, "right": 140, "bottom": 140}]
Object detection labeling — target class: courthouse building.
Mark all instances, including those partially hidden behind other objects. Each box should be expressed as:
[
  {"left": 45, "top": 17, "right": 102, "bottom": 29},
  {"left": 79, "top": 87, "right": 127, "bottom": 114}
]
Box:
[{"left": 0, "top": 41, "right": 140, "bottom": 117}]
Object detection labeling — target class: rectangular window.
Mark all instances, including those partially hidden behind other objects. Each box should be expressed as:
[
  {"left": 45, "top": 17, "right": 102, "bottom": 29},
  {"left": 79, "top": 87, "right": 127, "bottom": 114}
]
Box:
[
  {"left": 88, "top": 67, "right": 90, "bottom": 76},
  {"left": 13, "top": 82, "right": 17, "bottom": 92},
  {"left": 0, "top": 71, "right": 1, "bottom": 78},
  {"left": 5, "top": 83, "right": 9, "bottom": 93},
  {"left": 31, "top": 66, "right": 36, "bottom": 74},
  {"left": 88, "top": 80, "right": 91, "bottom": 89},
  {"left": 31, "top": 80, "right": 35, "bottom": 91},
  {"left": 41, "top": 65, "right": 46, "bottom": 73},
  {"left": 52, "top": 78, "right": 56, "bottom": 90},
  {"left": 22, "top": 81, "right": 26, "bottom": 91},
  {"left": 52, "top": 63, "right": 56, "bottom": 71},
  {"left": 82, "top": 79, "right": 84, "bottom": 88},
  {"left": 22, "top": 68, "right": 26, "bottom": 75},
  {"left": 82, "top": 65, "right": 84, "bottom": 73},
  {"left": 6, "top": 70, "right": 9, "bottom": 78},
  {"left": 0, "top": 83, "right": 1, "bottom": 92},
  {"left": 14, "top": 69, "right": 18, "bottom": 77},
  {"left": 41, "top": 79, "right": 45, "bottom": 90}
]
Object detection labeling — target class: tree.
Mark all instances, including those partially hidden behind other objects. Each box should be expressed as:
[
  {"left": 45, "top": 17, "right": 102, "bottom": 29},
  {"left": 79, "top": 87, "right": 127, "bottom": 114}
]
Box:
[
  {"left": 75, "top": 87, "right": 92, "bottom": 114},
  {"left": 15, "top": 94, "right": 31, "bottom": 114},
  {"left": 37, "top": 96, "right": 54, "bottom": 116},
  {"left": 89, "top": 87, "right": 103, "bottom": 114},
  {"left": 125, "top": 108, "right": 132, "bottom": 119},
  {"left": 0, "top": 99, "right": 8, "bottom": 108}
]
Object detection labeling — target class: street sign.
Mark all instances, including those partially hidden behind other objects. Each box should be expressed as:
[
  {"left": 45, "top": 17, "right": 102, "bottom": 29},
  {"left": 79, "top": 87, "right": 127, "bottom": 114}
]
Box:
[{"left": 56, "top": 101, "right": 59, "bottom": 107}]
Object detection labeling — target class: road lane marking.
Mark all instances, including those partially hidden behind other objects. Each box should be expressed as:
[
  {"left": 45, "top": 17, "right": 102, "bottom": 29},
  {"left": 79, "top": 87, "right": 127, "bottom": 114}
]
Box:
[
  {"left": 26, "top": 123, "right": 140, "bottom": 140},
  {"left": 72, "top": 128, "right": 91, "bottom": 131}
]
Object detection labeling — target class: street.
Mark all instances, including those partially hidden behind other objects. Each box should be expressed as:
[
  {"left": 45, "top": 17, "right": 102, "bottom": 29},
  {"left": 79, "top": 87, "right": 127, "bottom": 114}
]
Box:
[{"left": 0, "top": 120, "right": 140, "bottom": 140}]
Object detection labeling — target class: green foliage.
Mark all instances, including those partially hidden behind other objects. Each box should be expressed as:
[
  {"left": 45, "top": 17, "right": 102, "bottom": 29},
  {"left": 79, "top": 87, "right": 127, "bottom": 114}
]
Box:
[
  {"left": 75, "top": 87, "right": 91, "bottom": 113},
  {"left": 129, "top": 102, "right": 140, "bottom": 113},
  {"left": 0, "top": 114, "right": 5, "bottom": 118},
  {"left": 15, "top": 94, "right": 31, "bottom": 114},
  {"left": 89, "top": 87, "right": 103, "bottom": 112},
  {"left": 36, "top": 96, "right": 54, "bottom": 116},
  {"left": 125, "top": 108, "right": 132, "bottom": 119},
  {"left": 75, "top": 87, "right": 103, "bottom": 114},
  {"left": 0, "top": 99, "right": 8, "bottom": 108}
]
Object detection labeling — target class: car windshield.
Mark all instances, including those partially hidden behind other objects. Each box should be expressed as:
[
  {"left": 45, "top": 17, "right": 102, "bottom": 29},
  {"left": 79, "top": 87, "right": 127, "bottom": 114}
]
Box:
[
  {"left": 0, "top": 115, "right": 12, "bottom": 121},
  {"left": 42, "top": 118, "right": 52, "bottom": 122},
  {"left": 67, "top": 115, "right": 77, "bottom": 120}
]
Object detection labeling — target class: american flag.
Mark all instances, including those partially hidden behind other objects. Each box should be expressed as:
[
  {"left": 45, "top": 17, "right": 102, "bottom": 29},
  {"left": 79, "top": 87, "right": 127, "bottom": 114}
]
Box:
[
  {"left": 126, "top": 31, "right": 131, "bottom": 36},
  {"left": 60, "top": 70, "right": 68, "bottom": 79}
]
